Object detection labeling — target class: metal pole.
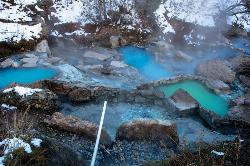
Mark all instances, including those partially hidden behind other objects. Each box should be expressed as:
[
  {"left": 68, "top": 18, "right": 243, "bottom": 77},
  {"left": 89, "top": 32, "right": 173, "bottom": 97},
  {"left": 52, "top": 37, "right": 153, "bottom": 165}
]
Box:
[{"left": 90, "top": 101, "right": 107, "bottom": 166}]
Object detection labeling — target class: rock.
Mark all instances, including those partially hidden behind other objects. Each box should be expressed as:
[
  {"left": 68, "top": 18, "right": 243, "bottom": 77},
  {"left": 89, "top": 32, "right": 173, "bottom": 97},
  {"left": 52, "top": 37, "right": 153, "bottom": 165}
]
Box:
[
  {"left": 170, "top": 89, "right": 199, "bottom": 117},
  {"left": 46, "top": 112, "right": 112, "bottom": 145},
  {"left": 0, "top": 86, "right": 58, "bottom": 114},
  {"left": 110, "top": 36, "right": 126, "bottom": 48},
  {"left": 207, "top": 79, "right": 231, "bottom": 94},
  {"left": 24, "top": 53, "right": 37, "bottom": 59},
  {"left": 78, "top": 64, "right": 103, "bottom": 71},
  {"left": 35, "top": 40, "right": 51, "bottom": 56},
  {"left": 239, "top": 75, "right": 250, "bottom": 87},
  {"left": 0, "top": 58, "right": 19, "bottom": 68},
  {"left": 199, "top": 107, "right": 222, "bottom": 128},
  {"left": 21, "top": 56, "right": 39, "bottom": 67},
  {"left": 110, "top": 36, "right": 121, "bottom": 48},
  {"left": 154, "top": 41, "right": 173, "bottom": 53},
  {"left": 116, "top": 119, "right": 178, "bottom": 145},
  {"left": 230, "top": 55, "right": 250, "bottom": 71},
  {"left": 68, "top": 88, "right": 91, "bottom": 102},
  {"left": 110, "top": 61, "right": 128, "bottom": 68},
  {"left": 175, "top": 51, "right": 192, "bottom": 62},
  {"left": 196, "top": 60, "right": 236, "bottom": 84},
  {"left": 176, "top": 118, "right": 235, "bottom": 149},
  {"left": 82, "top": 51, "right": 113, "bottom": 61},
  {"left": 47, "top": 57, "right": 61, "bottom": 64},
  {"left": 227, "top": 105, "right": 250, "bottom": 126},
  {"left": 57, "top": 64, "right": 95, "bottom": 84},
  {"left": 44, "top": 138, "right": 87, "bottom": 166}
]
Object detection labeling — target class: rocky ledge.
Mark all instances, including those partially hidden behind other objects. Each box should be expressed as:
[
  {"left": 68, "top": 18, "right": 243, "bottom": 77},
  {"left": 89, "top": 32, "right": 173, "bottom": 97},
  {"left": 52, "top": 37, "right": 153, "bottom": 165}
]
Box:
[
  {"left": 0, "top": 86, "right": 58, "bottom": 114},
  {"left": 116, "top": 119, "right": 178, "bottom": 147},
  {"left": 137, "top": 75, "right": 231, "bottom": 95},
  {"left": 45, "top": 112, "right": 112, "bottom": 146},
  {"left": 169, "top": 89, "right": 199, "bottom": 117}
]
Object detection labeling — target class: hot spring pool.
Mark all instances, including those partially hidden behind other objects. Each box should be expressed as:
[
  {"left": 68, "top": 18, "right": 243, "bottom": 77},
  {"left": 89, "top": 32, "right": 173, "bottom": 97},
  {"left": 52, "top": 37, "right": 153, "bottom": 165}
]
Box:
[
  {"left": 0, "top": 67, "right": 57, "bottom": 89},
  {"left": 158, "top": 80, "right": 229, "bottom": 117},
  {"left": 119, "top": 46, "right": 172, "bottom": 80}
]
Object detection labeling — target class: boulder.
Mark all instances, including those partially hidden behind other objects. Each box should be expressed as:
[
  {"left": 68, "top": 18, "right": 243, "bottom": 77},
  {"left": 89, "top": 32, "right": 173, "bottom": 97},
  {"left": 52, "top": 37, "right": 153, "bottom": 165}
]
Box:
[
  {"left": 196, "top": 60, "right": 236, "bottom": 83},
  {"left": 0, "top": 86, "right": 58, "bottom": 114},
  {"left": 68, "top": 88, "right": 91, "bottom": 102},
  {"left": 82, "top": 51, "right": 113, "bottom": 61},
  {"left": 199, "top": 107, "right": 222, "bottom": 128},
  {"left": 110, "top": 36, "right": 120, "bottom": 48},
  {"left": 239, "top": 75, "right": 250, "bottom": 87},
  {"left": 35, "top": 40, "right": 51, "bottom": 56},
  {"left": 45, "top": 112, "right": 111, "bottom": 145},
  {"left": 170, "top": 89, "right": 199, "bottom": 116},
  {"left": 116, "top": 119, "right": 178, "bottom": 145},
  {"left": 175, "top": 50, "right": 192, "bottom": 62},
  {"left": 206, "top": 79, "right": 231, "bottom": 94},
  {"left": 21, "top": 56, "right": 39, "bottom": 67},
  {"left": 110, "top": 61, "right": 128, "bottom": 68},
  {"left": 229, "top": 55, "right": 250, "bottom": 70},
  {"left": 227, "top": 105, "right": 250, "bottom": 126},
  {"left": 0, "top": 58, "right": 20, "bottom": 68},
  {"left": 154, "top": 41, "right": 173, "bottom": 53}
]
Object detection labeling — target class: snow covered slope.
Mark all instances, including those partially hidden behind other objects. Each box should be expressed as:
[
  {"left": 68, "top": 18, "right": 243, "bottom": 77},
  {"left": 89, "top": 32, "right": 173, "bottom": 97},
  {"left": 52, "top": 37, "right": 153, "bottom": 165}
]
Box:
[{"left": 0, "top": 0, "right": 42, "bottom": 43}]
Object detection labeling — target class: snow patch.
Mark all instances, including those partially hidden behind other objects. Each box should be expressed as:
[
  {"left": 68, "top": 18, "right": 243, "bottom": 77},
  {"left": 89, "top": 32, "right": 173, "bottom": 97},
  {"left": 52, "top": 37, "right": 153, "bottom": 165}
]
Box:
[
  {"left": 1, "top": 104, "right": 17, "bottom": 111},
  {"left": 211, "top": 150, "right": 225, "bottom": 156},
  {"left": 0, "top": 156, "right": 5, "bottom": 166},
  {"left": 0, "top": 22, "right": 42, "bottom": 42},
  {"left": 154, "top": 3, "right": 175, "bottom": 34},
  {"left": 31, "top": 138, "right": 42, "bottom": 147},
  {"left": 3, "top": 86, "right": 43, "bottom": 97},
  {"left": 0, "top": 138, "right": 32, "bottom": 155}
]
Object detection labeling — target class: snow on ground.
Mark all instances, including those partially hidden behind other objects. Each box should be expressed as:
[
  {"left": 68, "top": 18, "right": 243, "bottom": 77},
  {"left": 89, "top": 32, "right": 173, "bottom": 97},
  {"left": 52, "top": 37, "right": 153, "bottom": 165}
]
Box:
[
  {"left": 0, "top": 137, "right": 42, "bottom": 166},
  {"left": 0, "top": 2, "right": 33, "bottom": 22},
  {"left": 64, "top": 29, "right": 89, "bottom": 36},
  {"left": 211, "top": 150, "right": 225, "bottom": 156},
  {"left": 0, "top": 138, "right": 32, "bottom": 155},
  {"left": 154, "top": 0, "right": 249, "bottom": 32},
  {"left": 0, "top": 0, "right": 42, "bottom": 43},
  {"left": 1, "top": 104, "right": 17, "bottom": 111},
  {"left": 0, "top": 22, "right": 42, "bottom": 42},
  {"left": 30, "top": 138, "right": 42, "bottom": 147},
  {"left": 0, "top": 156, "right": 5, "bottom": 166},
  {"left": 52, "top": 0, "right": 141, "bottom": 33},
  {"left": 51, "top": 0, "right": 97, "bottom": 25},
  {"left": 154, "top": 3, "right": 175, "bottom": 34},
  {"left": 14, "top": 0, "right": 38, "bottom": 5},
  {"left": 3, "top": 86, "right": 43, "bottom": 97}
]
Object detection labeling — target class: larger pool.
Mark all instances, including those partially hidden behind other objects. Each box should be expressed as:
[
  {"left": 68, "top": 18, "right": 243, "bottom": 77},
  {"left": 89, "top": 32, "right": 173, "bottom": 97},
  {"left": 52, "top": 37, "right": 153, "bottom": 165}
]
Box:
[
  {"left": 0, "top": 67, "right": 57, "bottom": 89},
  {"left": 158, "top": 80, "right": 229, "bottom": 117},
  {"left": 119, "top": 46, "right": 172, "bottom": 80}
]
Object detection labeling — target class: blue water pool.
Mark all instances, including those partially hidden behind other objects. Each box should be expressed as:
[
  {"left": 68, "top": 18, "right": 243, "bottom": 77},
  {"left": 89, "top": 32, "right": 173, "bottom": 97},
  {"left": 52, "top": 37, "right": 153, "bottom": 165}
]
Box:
[
  {"left": 0, "top": 68, "right": 57, "bottom": 89},
  {"left": 158, "top": 80, "right": 229, "bottom": 117},
  {"left": 119, "top": 46, "right": 172, "bottom": 80}
]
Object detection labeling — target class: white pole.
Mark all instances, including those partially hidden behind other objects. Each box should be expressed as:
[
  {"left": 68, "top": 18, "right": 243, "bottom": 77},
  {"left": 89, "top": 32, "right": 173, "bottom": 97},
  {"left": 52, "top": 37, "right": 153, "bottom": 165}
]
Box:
[{"left": 90, "top": 101, "right": 108, "bottom": 166}]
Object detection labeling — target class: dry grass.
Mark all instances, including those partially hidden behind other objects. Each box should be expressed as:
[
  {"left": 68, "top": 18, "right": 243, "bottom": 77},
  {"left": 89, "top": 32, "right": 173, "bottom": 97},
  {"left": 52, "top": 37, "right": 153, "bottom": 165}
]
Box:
[
  {"left": 146, "top": 138, "right": 250, "bottom": 166},
  {"left": 0, "top": 106, "right": 48, "bottom": 166}
]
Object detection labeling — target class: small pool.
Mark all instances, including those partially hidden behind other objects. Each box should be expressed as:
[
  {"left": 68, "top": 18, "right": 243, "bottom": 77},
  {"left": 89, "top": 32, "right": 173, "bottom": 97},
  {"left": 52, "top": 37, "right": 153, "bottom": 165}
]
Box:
[
  {"left": 61, "top": 103, "right": 170, "bottom": 139},
  {"left": 119, "top": 46, "right": 172, "bottom": 80},
  {"left": 158, "top": 80, "right": 229, "bottom": 117},
  {"left": 0, "top": 67, "right": 57, "bottom": 89}
]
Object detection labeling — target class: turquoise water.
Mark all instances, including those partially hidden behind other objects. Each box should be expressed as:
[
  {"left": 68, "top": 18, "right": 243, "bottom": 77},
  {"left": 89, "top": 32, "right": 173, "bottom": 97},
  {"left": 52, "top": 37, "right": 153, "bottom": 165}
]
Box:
[
  {"left": 158, "top": 80, "right": 229, "bottom": 117},
  {"left": 0, "top": 68, "right": 56, "bottom": 89},
  {"left": 119, "top": 46, "right": 172, "bottom": 80}
]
